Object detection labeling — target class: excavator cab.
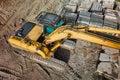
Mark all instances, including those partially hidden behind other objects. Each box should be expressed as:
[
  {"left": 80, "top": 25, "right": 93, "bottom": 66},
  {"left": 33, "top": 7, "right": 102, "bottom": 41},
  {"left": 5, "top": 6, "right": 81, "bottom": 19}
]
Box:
[{"left": 36, "top": 12, "right": 64, "bottom": 34}]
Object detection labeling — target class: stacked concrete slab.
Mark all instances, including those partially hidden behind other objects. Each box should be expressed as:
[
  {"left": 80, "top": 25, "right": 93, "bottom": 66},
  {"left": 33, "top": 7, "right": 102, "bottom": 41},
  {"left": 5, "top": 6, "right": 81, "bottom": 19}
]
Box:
[
  {"left": 97, "top": 46, "right": 119, "bottom": 78},
  {"left": 78, "top": 10, "right": 91, "bottom": 25},
  {"left": 80, "top": 0, "right": 97, "bottom": 10},
  {"left": 98, "top": 0, "right": 115, "bottom": 9},
  {"left": 90, "top": 2, "right": 103, "bottom": 12},
  {"left": 104, "top": 9, "right": 118, "bottom": 29},
  {"left": 90, "top": 13, "right": 104, "bottom": 26},
  {"left": 64, "top": 0, "right": 79, "bottom": 13}
]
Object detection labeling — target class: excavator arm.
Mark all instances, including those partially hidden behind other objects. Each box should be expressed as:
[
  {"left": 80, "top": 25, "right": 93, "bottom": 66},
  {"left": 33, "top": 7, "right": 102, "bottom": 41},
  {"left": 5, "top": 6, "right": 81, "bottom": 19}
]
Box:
[{"left": 45, "top": 25, "right": 120, "bottom": 50}]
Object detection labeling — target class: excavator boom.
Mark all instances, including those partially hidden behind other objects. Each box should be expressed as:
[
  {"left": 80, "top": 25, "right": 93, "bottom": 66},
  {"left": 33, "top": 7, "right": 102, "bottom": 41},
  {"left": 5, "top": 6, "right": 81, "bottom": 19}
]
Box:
[{"left": 45, "top": 25, "right": 120, "bottom": 50}]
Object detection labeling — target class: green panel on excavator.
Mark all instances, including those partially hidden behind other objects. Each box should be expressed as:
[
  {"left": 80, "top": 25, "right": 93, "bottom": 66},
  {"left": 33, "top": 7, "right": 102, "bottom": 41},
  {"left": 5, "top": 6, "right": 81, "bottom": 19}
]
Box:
[{"left": 45, "top": 21, "right": 64, "bottom": 34}]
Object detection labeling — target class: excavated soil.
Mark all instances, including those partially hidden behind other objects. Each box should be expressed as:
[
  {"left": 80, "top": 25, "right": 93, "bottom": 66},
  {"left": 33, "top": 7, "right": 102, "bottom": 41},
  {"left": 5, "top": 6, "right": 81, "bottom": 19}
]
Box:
[{"left": 0, "top": 0, "right": 107, "bottom": 80}]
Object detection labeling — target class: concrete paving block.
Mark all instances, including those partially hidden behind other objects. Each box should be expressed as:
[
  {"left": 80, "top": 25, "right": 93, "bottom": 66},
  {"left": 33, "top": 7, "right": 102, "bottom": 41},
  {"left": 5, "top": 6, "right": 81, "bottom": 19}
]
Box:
[
  {"left": 98, "top": 0, "right": 115, "bottom": 9},
  {"left": 69, "top": 0, "right": 80, "bottom": 5},
  {"left": 97, "top": 62, "right": 113, "bottom": 74},
  {"left": 90, "top": 2, "right": 102, "bottom": 12},
  {"left": 110, "top": 53, "right": 119, "bottom": 62},
  {"left": 64, "top": 3, "right": 77, "bottom": 12},
  {"left": 77, "top": 6, "right": 88, "bottom": 12},
  {"left": 102, "top": 46, "right": 119, "bottom": 54},
  {"left": 99, "top": 53, "right": 110, "bottom": 61},
  {"left": 60, "top": 40, "right": 76, "bottom": 50}
]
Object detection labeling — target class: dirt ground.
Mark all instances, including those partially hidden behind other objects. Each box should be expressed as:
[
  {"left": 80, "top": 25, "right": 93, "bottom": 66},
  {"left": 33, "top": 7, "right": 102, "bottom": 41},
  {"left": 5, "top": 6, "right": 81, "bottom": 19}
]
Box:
[{"left": 0, "top": 0, "right": 107, "bottom": 80}]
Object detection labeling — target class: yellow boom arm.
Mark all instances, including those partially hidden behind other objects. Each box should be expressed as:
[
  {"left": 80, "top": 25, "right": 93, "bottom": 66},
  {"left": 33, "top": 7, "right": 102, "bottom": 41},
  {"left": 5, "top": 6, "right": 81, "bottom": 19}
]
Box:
[
  {"left": 77, "top": 25, "right": 120, "bottom": 34},
  {"left": 45, "top": 25, "right": 120, "bottom": 49}
]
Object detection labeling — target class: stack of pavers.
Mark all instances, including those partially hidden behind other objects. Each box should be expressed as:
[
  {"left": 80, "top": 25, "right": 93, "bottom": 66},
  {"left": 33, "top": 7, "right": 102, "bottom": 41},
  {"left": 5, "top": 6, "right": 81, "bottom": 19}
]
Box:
[
  {"left": 78, "top": 10, "right": 91, "bottom": 26},
  {"left": 90, "top": 13, "right": 104, "bottom": 27},
  {"left": 104, "top": 9, "right": 118, "bottom": 29}
]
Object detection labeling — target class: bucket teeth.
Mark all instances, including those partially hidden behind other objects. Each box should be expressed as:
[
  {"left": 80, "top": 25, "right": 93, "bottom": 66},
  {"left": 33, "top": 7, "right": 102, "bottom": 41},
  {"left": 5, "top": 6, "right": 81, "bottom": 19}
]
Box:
[{"left": 21, "top": 52, "right": 67, "bottom": 71}]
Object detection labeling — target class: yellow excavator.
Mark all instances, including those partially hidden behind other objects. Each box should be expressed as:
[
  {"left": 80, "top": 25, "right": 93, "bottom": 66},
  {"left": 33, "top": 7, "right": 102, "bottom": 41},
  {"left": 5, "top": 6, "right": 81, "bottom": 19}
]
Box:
[{"left": 8, "top": 12, "right": 120, "bottom": 71}]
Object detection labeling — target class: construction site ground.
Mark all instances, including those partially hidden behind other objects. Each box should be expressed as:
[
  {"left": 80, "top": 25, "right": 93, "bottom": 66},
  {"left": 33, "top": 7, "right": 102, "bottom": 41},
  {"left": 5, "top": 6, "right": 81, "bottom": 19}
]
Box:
[{"left": 0, "top": 0, "right": 110, "bottom": 80}]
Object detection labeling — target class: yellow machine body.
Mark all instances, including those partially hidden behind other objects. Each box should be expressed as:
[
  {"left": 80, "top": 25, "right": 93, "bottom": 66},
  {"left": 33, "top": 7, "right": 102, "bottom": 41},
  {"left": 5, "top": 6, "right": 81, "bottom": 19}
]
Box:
[
  {"left": 8, "top": 24, "right": 51, "bottom": 58},
  {"left": 26, "top": 25, "right": 43, "bottom": 41},
  {"left": 8, "top": 22, "right": 120, "bottom": 58}
]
